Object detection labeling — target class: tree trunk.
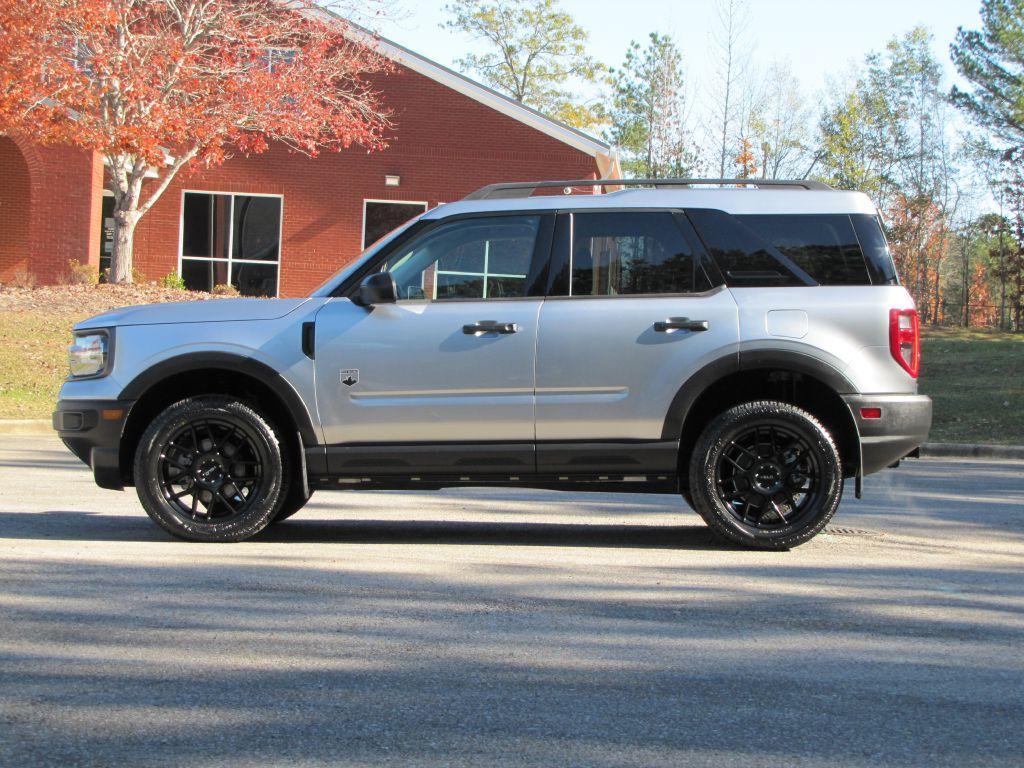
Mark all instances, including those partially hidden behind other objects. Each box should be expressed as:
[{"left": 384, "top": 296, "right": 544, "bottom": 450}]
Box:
[{"left": 110, "top": 207, "right": 139, "bottom": 284}]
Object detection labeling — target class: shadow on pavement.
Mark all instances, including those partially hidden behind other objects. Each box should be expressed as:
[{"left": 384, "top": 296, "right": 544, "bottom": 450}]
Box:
[{"left": 0, "top": 510, "right": 737, "bottom": 550}]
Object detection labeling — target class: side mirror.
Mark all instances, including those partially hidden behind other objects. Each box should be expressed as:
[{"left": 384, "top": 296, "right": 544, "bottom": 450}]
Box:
[{"left": 357, "top": 272, "right": 398, "bottom": 306}]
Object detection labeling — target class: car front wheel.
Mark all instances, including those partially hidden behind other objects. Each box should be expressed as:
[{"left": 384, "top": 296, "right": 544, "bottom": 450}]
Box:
[
  {"left": 134, "top": 396, "right": 288, "bottom": 542},
  {"left": 688, "top": 401, "right": 842, "bottom": 549}
]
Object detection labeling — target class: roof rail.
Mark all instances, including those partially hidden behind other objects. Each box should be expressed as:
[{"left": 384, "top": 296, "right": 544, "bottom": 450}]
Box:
[{"left": 463, "top": 177, "right": 834, "bottom": 200}]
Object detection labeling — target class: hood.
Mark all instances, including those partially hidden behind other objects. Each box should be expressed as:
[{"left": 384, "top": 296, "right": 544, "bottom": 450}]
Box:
[{"left": 74, "top": 298, "right": 312, "bottom": 330}]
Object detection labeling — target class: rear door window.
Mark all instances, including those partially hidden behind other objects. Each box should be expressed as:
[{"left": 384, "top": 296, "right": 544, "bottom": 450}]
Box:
[
  {"left": 738, "top": 214, "right": 873, "bottom": 285},
  {"left": 550, "top": 212, "right": 713, "bottom": 296}
]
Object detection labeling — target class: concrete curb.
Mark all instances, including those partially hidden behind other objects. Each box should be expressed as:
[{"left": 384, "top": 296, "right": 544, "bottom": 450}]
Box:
[
  {"left": 0, "top": 419, "right": 52, "bottom": 436},
  {"left": 920, "top": 442, "right": 1024, "bottom": 460}
]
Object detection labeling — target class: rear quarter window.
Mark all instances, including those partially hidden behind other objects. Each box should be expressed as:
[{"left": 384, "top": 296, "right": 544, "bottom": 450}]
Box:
[{"left": 738, "top": 214, "right": 873, "bottom": 286}]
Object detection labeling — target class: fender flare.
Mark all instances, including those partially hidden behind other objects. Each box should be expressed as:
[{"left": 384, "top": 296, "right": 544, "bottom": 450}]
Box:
[
  {"left": 119, "top": 352, "right": 320, "bottom": 446},
  {"left": 661, "top": 349, "right": 859, "bottom": 442}
]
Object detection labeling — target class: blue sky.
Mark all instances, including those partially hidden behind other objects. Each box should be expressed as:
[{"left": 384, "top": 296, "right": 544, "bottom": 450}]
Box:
[{"left": 376, "top": 0, "right": 983, "bottom": 100}]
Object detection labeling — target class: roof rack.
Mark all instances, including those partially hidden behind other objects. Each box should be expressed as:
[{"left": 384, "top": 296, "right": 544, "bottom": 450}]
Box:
[{"left": 463, "top": 177, "right": 834, "bottom": 201}]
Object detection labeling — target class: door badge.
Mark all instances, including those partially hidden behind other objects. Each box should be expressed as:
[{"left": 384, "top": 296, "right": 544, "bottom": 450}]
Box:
[{"left": 340, "top": 369, "right": 359, "bottom": 387}]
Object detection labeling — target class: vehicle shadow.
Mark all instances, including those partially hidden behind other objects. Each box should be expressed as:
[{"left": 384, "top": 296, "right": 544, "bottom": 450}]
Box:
[
  {"left": 259, "top": 518, "right": 737, "bottom": 550},
  {"left": 0, "top": 510, "right": 740, "bottom": 550}
]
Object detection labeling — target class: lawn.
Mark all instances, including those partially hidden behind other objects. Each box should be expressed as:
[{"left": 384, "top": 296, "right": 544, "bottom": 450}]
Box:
[
  {"left": 1, "top": 287, "right": 1021, "bottom": 445},
  {"left": 918, "top": 325, "right": 1024, "bottom": 445},
  {"left": 0, "top": 284, "right": 221, "bottom": 421}
]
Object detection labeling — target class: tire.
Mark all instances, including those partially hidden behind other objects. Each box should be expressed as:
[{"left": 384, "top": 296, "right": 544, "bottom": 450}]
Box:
[
  {"left": 134, "top": 396, "right": 290, "bottom": 542},
  {"left": 271, "top": 486, "right": 312, "bottom": 523},
  {"left": 687, "top": 400, "right": 842, "bottom": 550}
]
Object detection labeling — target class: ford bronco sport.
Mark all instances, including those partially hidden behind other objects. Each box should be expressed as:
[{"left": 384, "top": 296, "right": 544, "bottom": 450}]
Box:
[{"left": 54, "top": 178, "right": 932, "bottom": 548}]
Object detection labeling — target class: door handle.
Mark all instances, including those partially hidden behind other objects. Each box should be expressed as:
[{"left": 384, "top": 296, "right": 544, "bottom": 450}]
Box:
[
  {"left": 654, "top": 317, "right": 709, "bottom": 333},
  {"left": 463, "top": 320, "right": 520, "bottom": 335}
]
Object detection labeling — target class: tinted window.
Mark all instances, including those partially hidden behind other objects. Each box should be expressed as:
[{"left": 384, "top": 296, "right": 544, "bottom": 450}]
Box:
[
  {"left": 687, "top": 209, "right": 804, "bottom": 287},
  {"left": 364, "top": 201, "right": 428, "bottom": 248},
  {"left": 740, "top": 214, "right": 871, "bottom": 285},
  {"left": 565, "top": 212, "right": 709, "bottom": 296},
  {"left": 851, "top": 214, "right": 899, "bottom": 285},
  {"left": 384, "top": 215, "right": 540, "bottom": 301}
]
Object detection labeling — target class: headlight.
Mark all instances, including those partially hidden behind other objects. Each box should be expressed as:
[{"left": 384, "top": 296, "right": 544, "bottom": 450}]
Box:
[{"left": 68, "top": 330, "right": 110, "bottom": 378}]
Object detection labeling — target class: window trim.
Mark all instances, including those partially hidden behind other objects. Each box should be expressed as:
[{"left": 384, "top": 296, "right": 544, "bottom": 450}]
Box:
[
  {"left": 177, "top": 189, "right": 284, "bottom": 297},
  {"left": 545, "top": 208, "right": 722, "bottom": 299},
  {"left": 362, "top": 199, "right": 429, "bottom": 250}
]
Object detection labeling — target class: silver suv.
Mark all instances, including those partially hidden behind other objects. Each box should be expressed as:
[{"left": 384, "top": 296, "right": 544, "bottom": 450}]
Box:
[{"left": 54, "top": 178, "right": 931, "bottom": 548}]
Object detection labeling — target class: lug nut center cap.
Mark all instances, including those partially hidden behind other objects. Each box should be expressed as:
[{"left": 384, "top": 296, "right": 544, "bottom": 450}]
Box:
[{"left": 751, "top": 462, "right": 783, "bottom": 495}]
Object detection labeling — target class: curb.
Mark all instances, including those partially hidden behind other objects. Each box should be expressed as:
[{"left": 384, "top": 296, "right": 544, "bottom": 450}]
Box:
[
  {"left": 0, "top": 419, "right": 52, "bottom": 436},
  {"left": 919, "top": 442, "right": 1024, "bottom": 460}
]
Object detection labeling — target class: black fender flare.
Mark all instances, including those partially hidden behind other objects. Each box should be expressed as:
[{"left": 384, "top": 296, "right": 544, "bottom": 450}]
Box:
[
  {"left": 119, "top": 352, "right": 320, "bottom": 446},
  {"left": 661, "top": 349, "right": 861, "bottom": 463}
]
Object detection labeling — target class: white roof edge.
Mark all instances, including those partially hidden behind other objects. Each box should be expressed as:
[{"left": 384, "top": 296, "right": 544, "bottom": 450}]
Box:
[{"left": 328, "top": 17, "right": 618, "bottom": 172}]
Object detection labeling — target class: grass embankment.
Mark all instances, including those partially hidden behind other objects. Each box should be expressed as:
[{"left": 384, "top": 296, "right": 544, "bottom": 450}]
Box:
[
  {"left": 0, "top": 284, "right": 223, "bottom": 420},
  {"left": 918, "top": 326, "right": 1024, "bottom": 445},
  {"left": 0, "top": 286, "right": 1021, "bottom": 444}
]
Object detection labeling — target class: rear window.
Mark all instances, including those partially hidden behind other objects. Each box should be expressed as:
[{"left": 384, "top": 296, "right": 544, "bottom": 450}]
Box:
[
  {"left": 851, "top": 214, "right": 899, "bottom": 285},
  {"left": 738, "top": 214, "right": 873, "bottom": 286}
]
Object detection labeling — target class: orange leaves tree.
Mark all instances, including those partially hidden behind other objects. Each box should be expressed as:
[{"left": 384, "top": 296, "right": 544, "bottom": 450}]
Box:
[{"left": 0, "top": 0, "right": 392, "bottom": 283}]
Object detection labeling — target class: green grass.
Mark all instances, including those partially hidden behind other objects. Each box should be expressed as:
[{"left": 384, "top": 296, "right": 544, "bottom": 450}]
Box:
[
  {"left": 919, "top": 326, "right": 1024, "bottom": 445},
  {"left": 0, "top": 310, "right": 75, "bottom": 420},
  {"left": 2, "top": 305, "right": 1022, "bottom": 445}
]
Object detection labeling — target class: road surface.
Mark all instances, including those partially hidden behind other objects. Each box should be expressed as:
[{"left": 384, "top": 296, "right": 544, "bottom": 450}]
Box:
[{"left": 1, "top": 436, "right": 1022, "bottom": 767}]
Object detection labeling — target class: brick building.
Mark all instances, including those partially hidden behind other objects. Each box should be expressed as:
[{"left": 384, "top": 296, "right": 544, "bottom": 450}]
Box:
[{"left": 0, "top": 33, "right": 617, "bottom": 298}]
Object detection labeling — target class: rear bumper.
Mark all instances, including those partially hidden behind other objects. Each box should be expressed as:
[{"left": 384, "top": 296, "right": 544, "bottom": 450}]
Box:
[
  {"left": 843, "top": 394, "right": 932, "bottom": 476},
  {"left": 53, "top": 399, "right": 134, "bottom": 490}
]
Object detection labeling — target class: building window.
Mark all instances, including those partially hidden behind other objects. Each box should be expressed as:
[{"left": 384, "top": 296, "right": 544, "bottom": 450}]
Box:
[
  {"left": 180, "top": 192, "right": 282, "bottom": 296},
  {"left": 363, "top": 200, "right": 428, "bottom": 249}
]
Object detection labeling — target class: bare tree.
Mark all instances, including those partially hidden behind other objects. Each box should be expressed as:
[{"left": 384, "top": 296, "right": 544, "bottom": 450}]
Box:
[
  {"left": 708, "top": 0, "right": 751, "bottom": 178},
  {"left": 751, "top": 60, "right": 812, "bottom": 179}
]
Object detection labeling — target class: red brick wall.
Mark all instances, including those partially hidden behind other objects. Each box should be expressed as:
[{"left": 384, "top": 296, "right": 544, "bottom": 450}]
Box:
[
  {"left": 130, "top": 63, "right": 599, "bottom": 296},
  {"left": 2, "top": 136, "right": 103, "bottom": 285},
  {"left": 0, "top": 137, "right": 32, "bottom": 281}
]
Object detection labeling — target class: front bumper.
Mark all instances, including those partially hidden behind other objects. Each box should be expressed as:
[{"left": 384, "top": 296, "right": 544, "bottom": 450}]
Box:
[
  {"left": 843, "top": 394, "right": 932, "bottom": 476},
  {"left": 53, "top": 399, "right": 134, "bottom": 490}
]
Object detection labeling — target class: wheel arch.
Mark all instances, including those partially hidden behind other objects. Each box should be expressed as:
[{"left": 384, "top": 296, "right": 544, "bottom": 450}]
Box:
[
  {"left": 666, "top": 350, "right": 861, "bottom": 485},
  {"left": 118, "top": 353, "right": 318, "bottom": 486}
]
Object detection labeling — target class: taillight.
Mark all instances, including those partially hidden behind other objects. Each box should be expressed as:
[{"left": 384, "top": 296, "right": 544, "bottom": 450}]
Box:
[{"left": 889, "top": 308, "right": 920, "bottom": 378}]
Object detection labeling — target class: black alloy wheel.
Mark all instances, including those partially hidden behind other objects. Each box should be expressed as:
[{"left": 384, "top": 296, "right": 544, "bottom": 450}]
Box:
[
  {"left": 715, "top": 422, "right": 822, "bottom": 531},
  {"left": 688, "top": 401, "right": 842, "bottom": 549},
  {"left": 156, "top": 418, "right": 264, "bottom": 523},
  {"left": 135, "top": 397, "right": 288, "bottom": 542}
]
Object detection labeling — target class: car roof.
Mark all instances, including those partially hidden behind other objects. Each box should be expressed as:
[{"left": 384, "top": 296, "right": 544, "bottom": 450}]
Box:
[{"left": 427, "top": 188, "right": 878, "bottom": 219}]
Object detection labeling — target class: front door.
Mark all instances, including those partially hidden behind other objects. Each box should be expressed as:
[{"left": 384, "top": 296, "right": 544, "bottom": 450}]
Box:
[
  {"left": 314, "top": 213, "right": 551, "bottom": 476},
  {"left": 534, "top": 210, "right": 740, "bottom": 473}
]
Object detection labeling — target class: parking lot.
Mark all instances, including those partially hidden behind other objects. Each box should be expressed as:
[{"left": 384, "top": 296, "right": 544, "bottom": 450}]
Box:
[{"left": 1, "top": 435, "right": 1022, "bottom": 767}]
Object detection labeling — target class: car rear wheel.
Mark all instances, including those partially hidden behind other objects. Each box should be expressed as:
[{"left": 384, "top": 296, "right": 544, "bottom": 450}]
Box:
[
  {"left": 687, "top": 401, "right": 842, "bottom": 549},
  {"left": 134, "top": 397, "right": 288, "bottom": 542}
]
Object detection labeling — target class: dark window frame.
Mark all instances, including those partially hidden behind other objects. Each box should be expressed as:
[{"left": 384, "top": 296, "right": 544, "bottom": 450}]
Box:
[
  {"left": 178, "top": 190, "right": 283, "bottom": 297},
  {"left": 362, "top": 200, "right": 429, "bottom": 249}
]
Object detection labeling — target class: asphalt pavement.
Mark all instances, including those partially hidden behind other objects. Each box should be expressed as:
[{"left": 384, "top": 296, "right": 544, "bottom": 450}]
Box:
[{"left": 1, "top": 435, "right": 1022, "bottom": 767}]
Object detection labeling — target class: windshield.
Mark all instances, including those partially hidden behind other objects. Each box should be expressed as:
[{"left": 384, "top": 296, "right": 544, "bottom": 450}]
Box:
[{"left": 309, "top": 216, "right": 424, "bottom": 297}]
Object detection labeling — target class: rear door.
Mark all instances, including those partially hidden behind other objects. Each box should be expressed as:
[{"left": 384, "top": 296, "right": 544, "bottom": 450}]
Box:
[{"left": 534, "top": 210, "right": 740, "bottom": 474}]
